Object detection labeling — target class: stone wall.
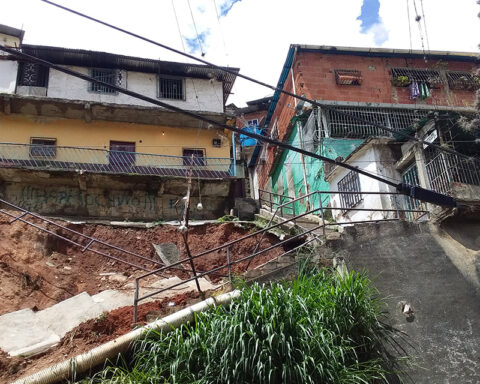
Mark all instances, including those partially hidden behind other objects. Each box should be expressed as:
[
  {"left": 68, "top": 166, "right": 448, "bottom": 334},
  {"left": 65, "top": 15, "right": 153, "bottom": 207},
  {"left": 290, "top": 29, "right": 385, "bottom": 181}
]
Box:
[
  {"left": 0, "top": 168, "right": 233, "bottom": 221},
  {"left": 322, "top": 220, "right": 480, "bottom": 383}
]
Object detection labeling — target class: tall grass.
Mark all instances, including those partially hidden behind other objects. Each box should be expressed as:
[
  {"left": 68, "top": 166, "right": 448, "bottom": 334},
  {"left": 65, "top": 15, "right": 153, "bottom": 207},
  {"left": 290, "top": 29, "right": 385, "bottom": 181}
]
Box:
[{"left": 86, "top": 269, "right": 406, "bottom": 384}]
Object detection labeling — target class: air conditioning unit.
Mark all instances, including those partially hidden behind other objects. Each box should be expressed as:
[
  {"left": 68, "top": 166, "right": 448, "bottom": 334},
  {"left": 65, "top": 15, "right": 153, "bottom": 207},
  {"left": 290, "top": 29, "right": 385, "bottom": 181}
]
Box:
[{"left": 212, "top": 138, "right": 221, "bottom": 148}]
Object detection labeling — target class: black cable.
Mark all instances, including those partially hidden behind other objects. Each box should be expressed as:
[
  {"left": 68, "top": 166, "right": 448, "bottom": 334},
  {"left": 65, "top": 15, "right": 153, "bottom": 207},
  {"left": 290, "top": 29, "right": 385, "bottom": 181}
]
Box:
[
  {"left": 40, "top": 0, "right": 476, "bottom": 162},
  {"left": 0, "top": 45, "right": 457, "bottom": 207}
]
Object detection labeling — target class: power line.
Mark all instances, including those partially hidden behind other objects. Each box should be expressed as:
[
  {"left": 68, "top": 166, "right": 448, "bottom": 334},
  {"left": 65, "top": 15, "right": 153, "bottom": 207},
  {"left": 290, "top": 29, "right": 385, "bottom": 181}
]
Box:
[
  {"left": 0, "top": 45, "right": 457, "bottom": 207},
  {"left": 187, "top": 0, "right": 205, "bottom": 57},
  {"left": 406, "top": 0, "right": 413, "bottom": 51},
  {"left": 419, "top": 0, "right": 431, "bottom": 52},
  {"left": 39, "top": 0, "right": 475, "bottom": 163}
]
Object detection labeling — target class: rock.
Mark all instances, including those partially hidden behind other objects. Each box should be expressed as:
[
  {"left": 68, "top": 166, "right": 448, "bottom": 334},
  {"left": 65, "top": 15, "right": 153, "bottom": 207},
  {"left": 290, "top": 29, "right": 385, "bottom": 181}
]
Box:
[{"left": 153, "top": 243, "right": 181, "bottom": 266}]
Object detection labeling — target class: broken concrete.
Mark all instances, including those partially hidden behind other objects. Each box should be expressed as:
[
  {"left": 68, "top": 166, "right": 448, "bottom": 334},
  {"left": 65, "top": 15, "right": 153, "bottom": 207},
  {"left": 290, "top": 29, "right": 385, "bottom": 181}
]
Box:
[{"left": 153, "top": 243, "right": 181, "bottom": 266}]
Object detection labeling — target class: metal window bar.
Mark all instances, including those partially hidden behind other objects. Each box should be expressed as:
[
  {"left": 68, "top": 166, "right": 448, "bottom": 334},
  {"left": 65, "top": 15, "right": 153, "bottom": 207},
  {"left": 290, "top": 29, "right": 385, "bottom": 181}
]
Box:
[
  {"left": 337, "top": 171, "right": 362, "bottom": 212},
  {"left": 0, "top": 143, "right": 235, "bottom": 179},
  {"left": 18, "top": 62, "right": 49, "bottom": 87},
  {"left": 446, "top": 71, "right": 480, "bottom": 91},
  {"left": 90, "top": 68, "right": 117, "bottom": 94},
  {"left": 324, "top": 106, "right": 429, "bottom": 139},
  {"left": 159, "top": 77, "right": 183, "bottom": 100},
  {"left": 334, "top": 69, "right": 362, "bottom": 86},
  {"left": 401, "top": 163, "right": 427, "bottom": 220},
  {"left": 391, "top": 67, "right": 442, "bottom": 87},
  {"left": 426, "top": 151, "right": 480, "bottom": 195}
]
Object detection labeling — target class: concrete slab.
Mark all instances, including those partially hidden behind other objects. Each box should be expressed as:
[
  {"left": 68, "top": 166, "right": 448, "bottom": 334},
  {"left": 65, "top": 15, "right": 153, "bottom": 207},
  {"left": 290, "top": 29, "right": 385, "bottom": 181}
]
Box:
[
  {"left": 36, "top": 292, "right": 102, "bottom": 338},
  {"left": 0, "top": 309, "right": 59, "bottom": 356},
  {"left": 9, "top": 334, "right": 60, "bottom": 357},
  {"left": 152, "top": 243, "right": 181, "bottom": 266},
  {"left": 92, "top": 290, "right": 133, "bottom": 312},
  {"left": 140, "top": 276, "right": 217, "bottom": 300}
]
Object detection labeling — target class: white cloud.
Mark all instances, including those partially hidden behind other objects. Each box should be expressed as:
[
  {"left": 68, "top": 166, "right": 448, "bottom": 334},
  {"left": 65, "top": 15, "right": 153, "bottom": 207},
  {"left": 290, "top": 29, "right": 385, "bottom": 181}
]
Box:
[{"left": 0, "top": 0, "right": 478, "bottom": 107}]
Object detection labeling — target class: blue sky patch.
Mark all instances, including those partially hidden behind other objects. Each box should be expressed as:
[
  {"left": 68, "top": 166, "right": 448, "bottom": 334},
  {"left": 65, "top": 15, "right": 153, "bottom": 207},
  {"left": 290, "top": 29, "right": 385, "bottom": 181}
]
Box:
[
  {"left": 358, "top": 0, "right": 380, "bottom": 32},
  {"left": 185, "top": 30, "right": 209, "bottom": 54},
  {"left": 220, "top": 0, "right": 241, "bottom": 17},
  {"left": 358, "top": 0, "right": 388, "bottom": 45}
]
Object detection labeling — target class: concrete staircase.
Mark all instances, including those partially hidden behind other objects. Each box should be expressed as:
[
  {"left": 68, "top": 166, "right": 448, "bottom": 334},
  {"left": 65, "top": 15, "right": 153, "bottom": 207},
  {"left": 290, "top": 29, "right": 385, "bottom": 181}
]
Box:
[{"left": 0, "top": 276, "right": 215, "bottom": 357}]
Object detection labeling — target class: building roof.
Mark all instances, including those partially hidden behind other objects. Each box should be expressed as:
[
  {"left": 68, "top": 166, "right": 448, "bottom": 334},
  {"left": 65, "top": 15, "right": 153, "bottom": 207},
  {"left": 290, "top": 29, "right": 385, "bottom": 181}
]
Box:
[
  {"left": 264, "top": 44, "right": 479, "bottom": 130},
  {"left": 0, "top": 24, "right": 25, "bottom": 41},
  {"left": 19, "top": 44, "right": 239, "bottom": 104}
]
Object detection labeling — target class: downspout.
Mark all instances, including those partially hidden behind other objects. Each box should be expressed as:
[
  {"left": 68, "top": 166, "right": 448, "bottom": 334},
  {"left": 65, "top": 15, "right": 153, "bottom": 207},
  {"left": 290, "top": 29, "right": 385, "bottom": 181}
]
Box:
[
  {"left": 232, "top": 132, "right": 236, "bottom": 177},
  {"left": 13, "top": 290, "right": 241, "bottom": 384}
]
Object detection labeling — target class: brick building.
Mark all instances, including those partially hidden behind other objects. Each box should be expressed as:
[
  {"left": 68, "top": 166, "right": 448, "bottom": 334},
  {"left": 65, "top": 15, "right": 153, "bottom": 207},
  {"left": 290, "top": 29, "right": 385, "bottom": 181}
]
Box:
[{"left": 256, "top": 44, "right": 479, "bottom": 217}]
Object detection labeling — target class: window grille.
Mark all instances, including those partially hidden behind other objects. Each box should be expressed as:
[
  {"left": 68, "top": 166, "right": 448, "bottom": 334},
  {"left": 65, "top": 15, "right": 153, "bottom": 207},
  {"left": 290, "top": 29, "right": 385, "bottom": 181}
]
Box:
[
  {"left": 391, "top": 67, "right": 442, "bottom": 88},
  {"left": 18, "top": 62, "right": 49, "bottom": 87},
  {"left": 334, "top": 69, "right": 362, "bottom": 86},
  {"left": 402, "top": 163, "right": 426, "bottom": 219},
  {"left": 30, "top": 138, "right": 57, "bottom": 157},
  {"left": 337, "top": 171, "right": 362, "bottom": 212},
  {"left": 324, "top": 106, "right": 428, "bottom": 139},
  {"left": 159, "top": 77, "right": 184, "bottom": 100},
  {"left": 447, "top": 71, "right": 480, "bottom": 91},
  {"left": 183, "top": 148, "right": 205, "bottom": 166},
  {"left": 90, "top": 68, "right": 118, "bottom": 94}
]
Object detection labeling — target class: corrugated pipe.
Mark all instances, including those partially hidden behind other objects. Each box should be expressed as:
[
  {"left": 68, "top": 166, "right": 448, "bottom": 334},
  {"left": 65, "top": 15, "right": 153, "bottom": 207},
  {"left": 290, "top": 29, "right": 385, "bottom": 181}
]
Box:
[{"left": 12, "top": 290, "right": 241, "bottom": 384}]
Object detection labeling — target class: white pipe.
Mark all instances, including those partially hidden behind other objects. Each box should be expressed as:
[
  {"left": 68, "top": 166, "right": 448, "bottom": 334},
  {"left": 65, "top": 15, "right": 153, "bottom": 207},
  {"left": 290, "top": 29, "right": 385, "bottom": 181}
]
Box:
[{"left": 12, "top": 290, "right": 241, "bottom": 384}]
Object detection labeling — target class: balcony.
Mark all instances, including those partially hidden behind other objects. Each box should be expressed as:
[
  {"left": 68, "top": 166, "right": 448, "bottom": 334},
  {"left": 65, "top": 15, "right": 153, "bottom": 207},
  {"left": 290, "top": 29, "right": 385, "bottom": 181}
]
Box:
[
  {"left": 426, "top": 152, "right": 480, "bottom": 195},
  {"left": 0, "top": 143, "right": 243, "bottom": 179}
]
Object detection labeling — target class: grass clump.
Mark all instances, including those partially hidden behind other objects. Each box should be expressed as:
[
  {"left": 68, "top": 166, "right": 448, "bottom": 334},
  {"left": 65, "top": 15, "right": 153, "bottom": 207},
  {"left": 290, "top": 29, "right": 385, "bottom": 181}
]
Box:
[{"left": 86, "top": 269, "right": 406, "bottom": 384}]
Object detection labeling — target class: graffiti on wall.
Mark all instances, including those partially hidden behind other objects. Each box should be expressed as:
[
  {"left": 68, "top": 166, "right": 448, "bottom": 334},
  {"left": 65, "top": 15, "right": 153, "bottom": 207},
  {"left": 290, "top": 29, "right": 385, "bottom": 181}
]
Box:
[{"left": 13, "top": 186, "right": 159, "bottom": 212}]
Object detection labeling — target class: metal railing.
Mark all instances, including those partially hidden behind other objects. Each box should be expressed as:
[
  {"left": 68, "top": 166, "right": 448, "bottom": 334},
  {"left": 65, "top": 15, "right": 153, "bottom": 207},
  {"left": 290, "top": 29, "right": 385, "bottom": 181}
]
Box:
[
  {"left": 258, "top": 188, "right": 428, "bottom": 222},
  {"left": 0, "top": 142, "right": 242, "bottom": 179},
  {"left": 426, "top": 152, "right": 480, "bottom": 195}
]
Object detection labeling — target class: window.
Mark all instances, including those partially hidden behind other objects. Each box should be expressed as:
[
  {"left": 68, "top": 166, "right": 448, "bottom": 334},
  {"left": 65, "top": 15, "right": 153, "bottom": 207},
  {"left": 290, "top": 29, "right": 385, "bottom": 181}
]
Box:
[
  {"left": 159, "top": 76, "right": 184, "bottom": 100},
  {"left": 183, "top": 148, "right": 205, "bottom": 166},
  {"left": 447, "top": 71, "right": 480, "bottom": 91},
  {"left": 337, "top": 171, "right": 362, "bottom": 212},
  {"left": 18, "top": 62, "right": 49, "bottom": 87},
  {"left": 90, "top": 68, "right": 118, "bottom": 94},
  {"left": 391, "top": 67, "right": 442, "bottom": 88},
  {"left": 30, "top": 138, "right": 56, "bottom": 158},
  {"left": 109, "top": 141, "right": 135, "bottom": 166},
  {"left": 248, "top": 119, "right": 258, "bottom": 127},
  {"left": 212, "top": 138, "right": 221, "bottom": 148},
  {"left": 334, "top": 69, "right": 362, "bottom": 86}
]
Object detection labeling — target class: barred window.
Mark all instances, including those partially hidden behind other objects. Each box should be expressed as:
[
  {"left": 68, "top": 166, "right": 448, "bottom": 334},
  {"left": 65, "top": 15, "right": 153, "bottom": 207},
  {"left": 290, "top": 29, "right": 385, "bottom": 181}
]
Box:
[
  {"left": 159, "top": 77, "right": 184, "bottom": 100},
  {"left": 337, "top": 171, "right": 362, "bottom": 212},
  {"left": 447, "top": 71, "right": 480, "bottom": 91},
  {"left": 391, "top": 67, "right": 442, "bottom": 88},
  {"left": 334, "top": 69, "right": 362, "bottom": 86},
  {"left": 18, "top": 62, "right": 49, "bottom": 87},
  {"left": 90, "top": 68, "right": 118, "bottom": 94},
  {"left": 30, "top": 138, "right": 57, "bottom": 158}
]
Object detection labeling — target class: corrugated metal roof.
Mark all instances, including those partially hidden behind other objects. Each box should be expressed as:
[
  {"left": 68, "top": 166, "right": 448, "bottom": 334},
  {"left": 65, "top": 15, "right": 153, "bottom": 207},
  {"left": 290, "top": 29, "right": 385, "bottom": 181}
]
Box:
[{"left": 20, "top": 44, "right": 239, "bottom": 104}]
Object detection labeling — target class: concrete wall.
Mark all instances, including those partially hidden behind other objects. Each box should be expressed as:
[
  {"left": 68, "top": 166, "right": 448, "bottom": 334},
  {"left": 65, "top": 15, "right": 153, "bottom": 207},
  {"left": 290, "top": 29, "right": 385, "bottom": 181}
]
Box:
[
  {"left": 0, "top": 60, "right": 18, "bottom": 93},
  {"left": 0, "top": 168, "right": 233, "bottom": 220},
  {"left": 45, "top": 66, "right": 224, "bottom": 113},
  {"left": 328, "top": 144, "right": 400, "bottom": 222},
  {"left": 323, "top": 220, "right": 480, "bottom": 383}
]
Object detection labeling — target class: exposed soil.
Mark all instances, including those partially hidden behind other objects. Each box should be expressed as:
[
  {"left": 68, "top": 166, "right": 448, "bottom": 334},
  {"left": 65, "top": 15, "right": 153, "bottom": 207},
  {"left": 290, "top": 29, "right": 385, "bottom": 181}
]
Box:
[
  {"left": 0, "top": 291, "right": 201, "bottom": 383},
  {"left": 0, "top": 212, "right": 284, "bottom": 315}
]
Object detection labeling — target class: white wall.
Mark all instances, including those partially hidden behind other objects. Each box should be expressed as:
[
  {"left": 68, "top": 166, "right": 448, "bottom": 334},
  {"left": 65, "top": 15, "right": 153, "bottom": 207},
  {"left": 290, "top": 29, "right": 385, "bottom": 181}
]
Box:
[
  {"left": 329, "top": 145, "right": 400, "bottom": 223},
  {"left": 0, "top": 60, "right": 18, "bottom": 93},
  {"left": 46, "top": 66, "right": 224, "bottom": 113}
]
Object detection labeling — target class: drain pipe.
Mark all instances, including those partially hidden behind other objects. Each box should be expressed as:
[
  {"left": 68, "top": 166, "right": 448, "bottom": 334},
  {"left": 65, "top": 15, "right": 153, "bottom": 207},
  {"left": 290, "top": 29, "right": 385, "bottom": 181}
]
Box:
[{"left": 13, "top": 290, "right": 241, "bottom": 384}]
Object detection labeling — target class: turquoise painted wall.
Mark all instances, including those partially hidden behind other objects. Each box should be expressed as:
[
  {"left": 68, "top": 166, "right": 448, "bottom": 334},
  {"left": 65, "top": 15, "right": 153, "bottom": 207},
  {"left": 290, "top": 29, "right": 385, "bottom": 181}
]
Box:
[{"left": 270, "top": 123, "right": 363, "bottom": 215}]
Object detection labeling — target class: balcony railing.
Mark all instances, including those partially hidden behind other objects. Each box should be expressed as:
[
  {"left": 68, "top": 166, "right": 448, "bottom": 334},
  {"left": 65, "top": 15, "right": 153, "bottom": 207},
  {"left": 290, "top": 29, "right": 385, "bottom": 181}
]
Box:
[
  {"left": 0, "top": 143, "right": 242, "bottom": 179},
  {"left": 426, "top": 152, "right": 480, "bottom": 195}
]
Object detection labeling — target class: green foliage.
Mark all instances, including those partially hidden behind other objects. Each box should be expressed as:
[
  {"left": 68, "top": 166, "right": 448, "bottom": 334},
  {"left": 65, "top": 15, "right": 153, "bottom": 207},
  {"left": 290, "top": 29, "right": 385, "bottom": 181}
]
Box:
[
  {"left": 217, "top": 215, "right": 239, "bottom": 223},
  {"left": 85, "top": 270, "right": 406, "bottom": 384}
]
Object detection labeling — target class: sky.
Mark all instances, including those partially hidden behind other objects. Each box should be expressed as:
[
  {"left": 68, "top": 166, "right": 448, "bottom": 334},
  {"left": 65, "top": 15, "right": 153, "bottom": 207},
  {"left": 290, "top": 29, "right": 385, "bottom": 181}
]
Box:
[{"left": 0, "top": 0, "right": 478, "bottom": 107}]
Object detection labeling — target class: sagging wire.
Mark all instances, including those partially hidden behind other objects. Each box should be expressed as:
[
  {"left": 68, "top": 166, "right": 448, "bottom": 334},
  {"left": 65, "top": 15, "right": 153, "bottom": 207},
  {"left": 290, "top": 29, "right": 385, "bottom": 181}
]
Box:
[{"left": 38, "top": 0, "right": 476, "bottom": 163}]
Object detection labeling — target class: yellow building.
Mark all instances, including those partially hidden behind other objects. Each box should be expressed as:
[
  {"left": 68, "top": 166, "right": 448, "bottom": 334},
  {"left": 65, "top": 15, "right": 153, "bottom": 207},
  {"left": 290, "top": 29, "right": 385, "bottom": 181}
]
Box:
[{"left": 0, "top": 25, "right": 239, "bottom": 178}]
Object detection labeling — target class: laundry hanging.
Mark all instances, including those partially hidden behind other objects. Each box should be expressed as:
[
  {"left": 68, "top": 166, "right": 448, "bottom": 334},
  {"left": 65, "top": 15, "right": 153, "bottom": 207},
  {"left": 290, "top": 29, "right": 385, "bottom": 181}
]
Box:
[{"left": 409, "top": 81, "right": 420, "bottom": 100}]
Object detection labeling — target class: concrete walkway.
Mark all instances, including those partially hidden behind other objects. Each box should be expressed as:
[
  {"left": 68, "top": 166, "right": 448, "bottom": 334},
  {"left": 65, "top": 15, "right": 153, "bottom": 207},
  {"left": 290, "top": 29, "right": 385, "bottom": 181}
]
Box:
[{"left": 0, "top": 276, "right": 215, "bottom": 357}]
